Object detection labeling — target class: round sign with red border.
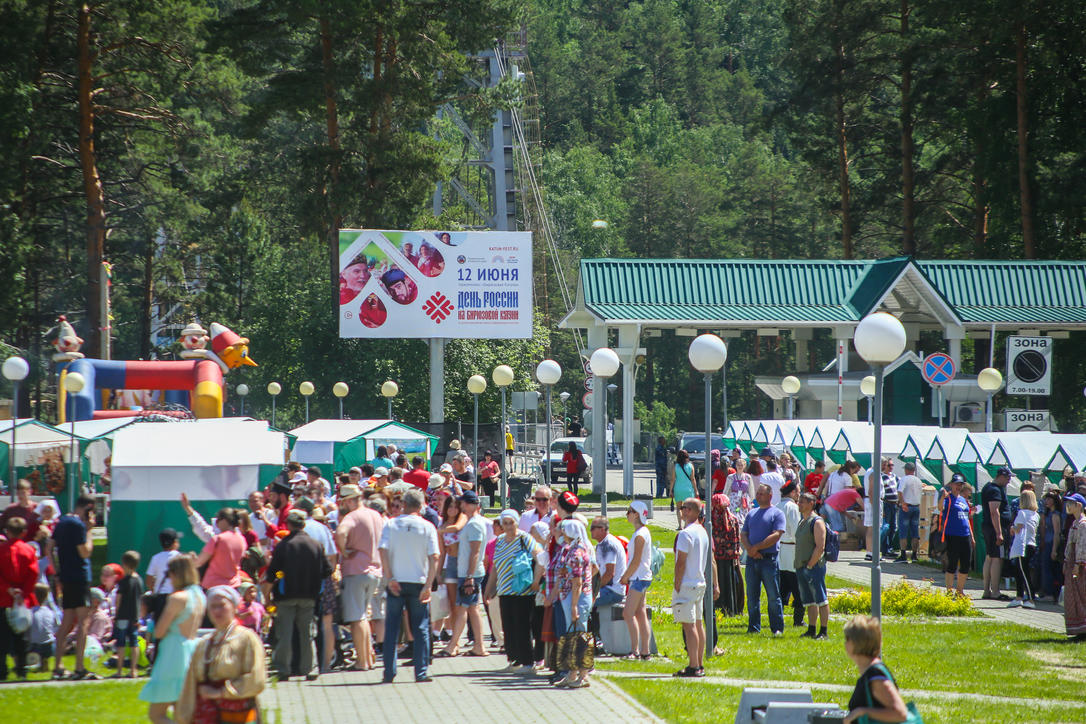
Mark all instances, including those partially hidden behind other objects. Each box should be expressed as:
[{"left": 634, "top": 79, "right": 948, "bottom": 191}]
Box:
[{"left": 922, "top": 352, "right": 956, "bottom": 386}]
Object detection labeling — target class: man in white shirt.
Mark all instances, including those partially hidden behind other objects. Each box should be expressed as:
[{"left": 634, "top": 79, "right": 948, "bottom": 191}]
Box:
[
  {"left": 895, "top": 462, "right": 924, "bottom": 563},
  {"left": 378, "top": 488, "right": 439, "bottom": 683},
  {"left": 775, "top": 481, "right": 805, "bottom": 627},
  {"left": 588, "top": 517, "right": 626, "bottom": 648},
  {"left": 672, "top": 498, "right": 717, "bottom": 678},
  {"left": 760, "top": 460, "right": 786, "bottom": 506},
  {"left": 518, "top": 485, "right": 553, "bottom": 532}
]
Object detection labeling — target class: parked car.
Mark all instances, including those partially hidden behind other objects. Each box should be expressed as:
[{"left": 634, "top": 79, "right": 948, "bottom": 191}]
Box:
[
  {"left": 540, "top": 437, "right": 593, "bottom": 486},
  {"left": 677, "top": 432, "right": 726, "bottom": 477}
]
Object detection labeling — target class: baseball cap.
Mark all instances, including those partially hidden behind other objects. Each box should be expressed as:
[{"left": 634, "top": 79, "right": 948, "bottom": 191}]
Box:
[
  {"left": 760, "top": 447, "right": 773, "bottom": 458},
  {"left": 439, "top": 463, "right": 453, "bottom": 473},
  {"left": 289, "top": 471, "right": 307, "bottom": 483},
  {"left": 286, "top": 509, "right": 307, "bottom": 524},
  {"left": 460, "top": 491, "right": 480, "bottom": 505},
  {"left": 349, "top": 467, "right": 362, "bottom": 475},
  {"left": 428, "top": 474, "right": 444, "bottom": 489},
  {"left": 950, "top": 473, "right": 967, "bottom": 484},
  {"left": 375, "top": 466, "right": 389, "bottom": 477},
  {"left": 628, "top": 500, "right": 649, "bottom": 524},
  {"left": 996, "top": 466, "right": 1013, "bottom": 478},
  {"left": 159, "top": 528, "right": 182, "bottom": 547},
  {"left": 1064, "top": 493, "right": 1086, "bottom": 508},
  {"left": 337, "top": 484, "right": 362, "bottom": 500},
  {"left": 293, "top": 496, "right": 315, "bottom": 514},
  {"left": 781, "top": 480, "right": 798, "bottom": 496}
]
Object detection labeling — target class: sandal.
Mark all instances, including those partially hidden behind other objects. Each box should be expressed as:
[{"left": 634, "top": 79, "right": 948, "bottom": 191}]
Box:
[
  {"left": 434, "top": 650, "right": 457, "bottom": 658},
  {"left": 620, "top": 653, "right": 639, "bottom": 661},
  {"left": 52, "top": 668, "right": 70, "bottom": 680},
  {"left": 72, "top": 670, "right": 101, "bottom": 680},
  {"left": 463, "top": 650, "right": 488, "bottom": 657}
]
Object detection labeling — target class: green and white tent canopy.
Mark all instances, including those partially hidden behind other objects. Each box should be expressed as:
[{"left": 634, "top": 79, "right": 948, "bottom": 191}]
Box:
[{"left": 289, "top": 419, "right": 438, "bottom": 471}]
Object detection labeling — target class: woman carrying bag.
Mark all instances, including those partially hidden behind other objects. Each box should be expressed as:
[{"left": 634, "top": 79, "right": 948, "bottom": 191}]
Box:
[{"left": 551, "top": 518, "right": 594, "bottom": 689}]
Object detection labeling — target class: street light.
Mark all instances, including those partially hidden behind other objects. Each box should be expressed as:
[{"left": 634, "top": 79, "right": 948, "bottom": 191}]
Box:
[
  {"left": 267, "top": 382, "right": 281, "bottom": 427},
  {"left": 493, "top": 364, "right": 514, "bottom": 507},
  {"left": 688, "top": 332, "right": 727, "bottom": 659},
  {"left": 536, "top": 360, "right": 562, "bottom": 488},
  {"left": 62, "top": 371, "right": 86, "bottom": 511},
  {"left": 333, "top": 382, "right": 349, "bottom": 419},
  {"left": 853, "top": 311, "right": 907, "bottom": 619},
  {"left": 381, "top": 380, "right": 399, "bottom": 420},
  {"left": 236, "top": 383, "right": 249, "bottom": 417},
  {"left": 781, "top": 375, "right": 801, "bottom": 420},
  {"left": 590, "top": 348, "right": 620, "bottom": 516},
  {"left": 3, "top": 356, "right": 30, "bottom": 502},
  {"left": 860, "top": 375, "right": 876, "bottom": 424},
  {"left": 978, "top": 367, "right": 1003, "bottom": 433},
  {"left": 467, "top": 375, "right": 487, "bottom": 468},
  {"left": 299, "top": 381, "right": 315, "bottom": 423}
]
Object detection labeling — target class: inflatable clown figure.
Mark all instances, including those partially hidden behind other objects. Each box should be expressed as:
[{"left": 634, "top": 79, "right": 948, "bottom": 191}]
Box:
[
  {"left": 178, "top": 322, "right": 210, "bottom": 359},
  {"left": 49, "top": 316, "right": 84, "bottom": 362},
  {"left": 207, "top": 322, "right": 257, "bottom": 372}
]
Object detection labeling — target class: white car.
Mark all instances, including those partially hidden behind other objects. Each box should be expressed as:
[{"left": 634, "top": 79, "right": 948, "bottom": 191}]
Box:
[{"left": 540, "top": 437, "right": 593, "bottom": 485}]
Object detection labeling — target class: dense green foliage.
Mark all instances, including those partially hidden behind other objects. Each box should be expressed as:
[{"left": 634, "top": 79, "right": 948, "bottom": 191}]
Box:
[{"left": 1, "top": 1, "right": 1084, "bottom": 431}]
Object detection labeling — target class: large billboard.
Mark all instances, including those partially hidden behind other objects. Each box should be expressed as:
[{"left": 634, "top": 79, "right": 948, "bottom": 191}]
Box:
[{"left": 337, "top": 229, "right": 533, "bottom": 339}]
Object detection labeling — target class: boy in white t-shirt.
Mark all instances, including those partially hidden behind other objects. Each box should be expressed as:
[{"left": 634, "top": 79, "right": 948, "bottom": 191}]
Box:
[
  {"left": 672, "top": 498, "right": 717, "bottom": 678},
  {"left": 144, "top": 528, "right": 181, "bottom": 623}
]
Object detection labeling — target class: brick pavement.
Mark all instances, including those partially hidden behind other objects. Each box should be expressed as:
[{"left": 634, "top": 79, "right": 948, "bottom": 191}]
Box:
[{"left": 263, "top": 652, "right": 662, "bottom": 723}]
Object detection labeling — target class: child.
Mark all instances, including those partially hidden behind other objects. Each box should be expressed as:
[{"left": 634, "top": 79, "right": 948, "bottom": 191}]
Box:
[
  {"left": 236, "top": 582, "right": 265, "bottom": 634},
  {"left": 112, "top": 550, "right": 145, "bottom": 678},
  {"left": 28, "top": 583, "right": 61, "bottom": 672}
]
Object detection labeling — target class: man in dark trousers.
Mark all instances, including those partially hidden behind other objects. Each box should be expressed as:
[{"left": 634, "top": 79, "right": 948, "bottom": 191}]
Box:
[{"left": 265, "top": 509, "right": 330, "bottom": 681}]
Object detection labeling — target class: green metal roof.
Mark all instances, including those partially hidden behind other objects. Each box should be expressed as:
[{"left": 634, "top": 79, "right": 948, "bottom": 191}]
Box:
[{"left": 578, "top": 257, "right": 1086, "bottom": 327}]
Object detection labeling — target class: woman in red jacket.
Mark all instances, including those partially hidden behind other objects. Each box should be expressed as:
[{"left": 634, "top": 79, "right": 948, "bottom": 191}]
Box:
[{"left": 0, "top": 516, "right": 40, "bottom": 680}]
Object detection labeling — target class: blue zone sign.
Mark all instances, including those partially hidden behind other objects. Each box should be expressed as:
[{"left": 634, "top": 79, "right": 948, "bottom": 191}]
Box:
[{"left": 922, "top": 353, "right": 956, "bottom": 386}]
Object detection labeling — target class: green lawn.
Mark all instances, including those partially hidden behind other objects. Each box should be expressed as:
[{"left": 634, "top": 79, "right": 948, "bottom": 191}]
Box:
[{"left": 0, "top": 681, "right": 147, "bottom": 723}]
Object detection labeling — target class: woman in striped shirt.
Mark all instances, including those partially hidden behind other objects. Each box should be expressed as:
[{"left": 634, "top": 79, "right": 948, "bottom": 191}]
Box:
[{"left": 484, "top": 510, "right": 544, "bottom": 674}]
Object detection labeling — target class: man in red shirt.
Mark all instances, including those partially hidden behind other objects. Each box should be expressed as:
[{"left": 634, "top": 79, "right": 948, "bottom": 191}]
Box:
[
  {"left": 0, "top": 480, "right": 41, "bottom": 541},
  {"left": 0, "top": 516, "right": 40, "bottom": 679},
  {"left": 264, "top": 478, "right": 294, "bottom": 540},
  {"left": 402, "top": 457, "right": 431, "bottom": 490},
  {"left": 803, "top": 462, "right": 826, "bottom": 498}
]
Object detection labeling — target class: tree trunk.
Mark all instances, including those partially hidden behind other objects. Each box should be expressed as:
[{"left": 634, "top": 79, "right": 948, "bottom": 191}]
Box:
[
  {"left": 140, "top": 232, "right": 153, "bottom": 360},
  {"left": 1014, "top": 19, "right": 1035, "bottom": 258},
  {"left": 972, "top": 79, "right": 989, "bottom": 255},
  {"left": 835, "top": 42, "right": 853, "bottom": 259},
  {"left": 319, "top": 14, "right": 342, "bottom": 299},
  {"left": 900, "top": 0, "right": 916, "bottom": 256},
  {"left": 78, "top": 2, "right": 107, "bottom": 358}
]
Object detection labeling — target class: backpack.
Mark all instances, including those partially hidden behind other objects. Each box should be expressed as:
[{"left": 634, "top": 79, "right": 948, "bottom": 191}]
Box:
[
  {"left": 509, "top": 535, "right": 535, "bottom": 594},
  {"left": 824, "top": 525, "right": 840, "bottom": 563},
  {"left": 649, "top": 542, "right": 666, "bottom": 577},
  {"left": 575, "top": 451, "right": 588, "bottom": 476}
]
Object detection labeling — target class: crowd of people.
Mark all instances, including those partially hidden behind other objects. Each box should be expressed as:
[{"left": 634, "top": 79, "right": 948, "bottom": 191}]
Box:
[{"left": 2, "top": 437, "right": 1085, "bottom": 723}]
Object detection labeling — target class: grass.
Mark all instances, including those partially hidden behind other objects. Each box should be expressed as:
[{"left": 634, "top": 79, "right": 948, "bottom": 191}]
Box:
[
  {"left": 611, "top": 679, "right": 1086, "bottom": 724},
  {"left": 0, "top": 680, "right": 147, "bottom": 723}
]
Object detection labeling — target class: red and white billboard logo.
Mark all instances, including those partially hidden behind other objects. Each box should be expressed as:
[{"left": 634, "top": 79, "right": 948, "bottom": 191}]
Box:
[{"left": 423, "top": 292, "right": 454, "bottom": 323}]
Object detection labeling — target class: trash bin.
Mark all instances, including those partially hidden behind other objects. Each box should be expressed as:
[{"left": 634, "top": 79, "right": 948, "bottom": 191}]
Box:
[
  {"left": 633, "top": 493, "right": 654, "bottom": 519},
  {"left": 506, "top": 476, "right": 536, "bottom": 512}
]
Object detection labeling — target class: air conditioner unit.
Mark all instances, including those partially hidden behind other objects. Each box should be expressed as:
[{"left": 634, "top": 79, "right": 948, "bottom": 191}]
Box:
[{"left": 955, "top": 403, "right": 983, "bottom": 424}]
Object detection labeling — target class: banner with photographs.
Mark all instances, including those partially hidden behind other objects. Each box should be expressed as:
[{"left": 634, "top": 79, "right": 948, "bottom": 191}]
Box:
[{"left": 337, "top": 229, "right": 533, "bottom": 339}]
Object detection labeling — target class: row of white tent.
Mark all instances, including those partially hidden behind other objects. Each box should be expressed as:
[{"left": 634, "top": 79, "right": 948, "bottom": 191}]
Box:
[{"left": 724, "top": 419, "right": 1086, "bottom": 487}]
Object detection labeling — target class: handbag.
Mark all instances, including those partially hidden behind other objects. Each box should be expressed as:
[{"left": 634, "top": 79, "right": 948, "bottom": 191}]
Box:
[
  {"left": 6, "top": 600, "right": 31, "bottom": 634},
  {"left": 556, "top": 621, "right": 593, "bottom": 671},
  {"left": 859, "top": 662, "right": 923, "bottom": 724},
  {"left": 509, "top": 535, "right": 535, "bottom": 594}
]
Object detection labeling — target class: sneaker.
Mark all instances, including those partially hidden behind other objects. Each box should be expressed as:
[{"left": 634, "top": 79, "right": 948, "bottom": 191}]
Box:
[
  {"left": 694, "top": 667, "right": 705, "bottom": 677},
  {"left": 814, "top": 632, "right": 828, "bottom": 640},
  {"left": 772, "top": 631, "right": 783, "bottom": 638},
  {"left": 893, "top": 555, "right": 908, "bottom": 563},
  {"left": 515, "top": 665, "right": 535, "bottom": 675},
  {"left": 499, "top": 664, "right": 518, "bottom": 673},
  {"left": 799, "top": 630, "right": 815, "bottom": 638},
  {"left": 1007, "top": 599, "right": 1023, "bottom": 608},
  {"left": 910, "top": 554, "right": 919, "bottom": 563},
  {"left": 1022, "top": 600, "right": 1036, "bottom": 609},
  {"left": 864, "top": 554, "right": 873, "bottom": 561},
  {"left": 673, "top": 667, "right": 698, "bottom": 678}
]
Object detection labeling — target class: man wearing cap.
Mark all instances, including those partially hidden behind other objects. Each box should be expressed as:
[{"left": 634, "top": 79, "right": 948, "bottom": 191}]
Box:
[
  {"left": 369, "top": 467, "right": 390, "bottom": 490},
  {"left": 981, "top": 467, "right": 1014, "bottom": 600},
  {"left": 940, "top": 473, "right": 975, "bottom": 596},
  {"left": 265, "top": 477, "right": 294, "bottom": 540},
  {"left": 441, "top": 491, "right": 488, "bottom": 658},
  {"left": 348, "top": 467, "right": 363, "bottom": 488},
  {"left": 265, "top": 509, "right": 330, "bottom": 681},
  {"left": 335, "top": 484, "right": 385, "bottom": 671},
  {"left": 403, "top": 456, "right": 431, "bottom": 490},
  {"left": 740, "top": 484, "right": 786, "bottom": 635}
]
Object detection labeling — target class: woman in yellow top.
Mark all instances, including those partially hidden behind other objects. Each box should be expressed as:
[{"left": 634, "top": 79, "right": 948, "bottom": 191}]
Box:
[{"left": 176, "top": 585, "right": 265, "bottom": 724}]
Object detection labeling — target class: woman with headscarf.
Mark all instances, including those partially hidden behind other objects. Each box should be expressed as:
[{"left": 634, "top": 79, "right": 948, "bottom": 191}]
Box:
[
  {"left": 711, "top": 490, "right": 744, "bottom": 616},
  {"left": 550, "top": 518, "right": 594, "bottom": 688},
  {"left": 1063, "top": 494, "right": 1086, "bottom": 638},
  {"left": 176, "top": 586, "right": 265, "bottom": 724},
  {"left": 484, "top": 510, "right": 544, "bottom": 673}
]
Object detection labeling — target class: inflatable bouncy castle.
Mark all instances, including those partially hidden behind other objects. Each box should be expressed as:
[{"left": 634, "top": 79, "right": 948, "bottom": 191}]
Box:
[{"left": 54, "top": 317, "right": 257, "bottom": 422}]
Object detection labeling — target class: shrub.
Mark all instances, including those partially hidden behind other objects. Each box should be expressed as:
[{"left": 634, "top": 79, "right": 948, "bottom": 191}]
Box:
[{"left": 830, "top": 581, "right": 980, "bottom": 617}]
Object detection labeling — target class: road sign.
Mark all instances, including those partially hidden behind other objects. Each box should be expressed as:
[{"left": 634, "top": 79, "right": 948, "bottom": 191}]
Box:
[
  {"left": 1006, "top": 336, "right": 1052, "bottom": 396},
  {"left": 584, "top": 377, "right": 593, "bottom": 391},
  {"left": 922, "top": 352, "right": 957, "bottom": 386},
  {"left": 1006, "top": 409, "right": 1050, "bottom": 431},
  {"left": 581, "top": 356, "right": 593, "bottom": 376},
  {"left": 582, "top": 391, "right": 593, "bottom": 409}
]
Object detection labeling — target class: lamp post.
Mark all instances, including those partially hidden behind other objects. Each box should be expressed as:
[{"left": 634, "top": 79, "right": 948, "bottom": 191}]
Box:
[
  {"left": 299, "top": 381, "right": 315, "bottom": 423},
  {"left": 381, "top": 380, "right": 399, "bottom": 420},
  {"left": 559, "top": 391, "right": 570, "bottom": 420},
  {"left": 493, "top": 365, "right": 514, "bottom": 507},
  {"left": 589, "top": 348, "right": 620, "bottom": 516},
  {"left": 536, "top": 360, "right": 562, "bottom": 488},
  {"left": 978, "top": 368, "right": 1003, "bottom": 433},
  {"left": 860, "top": 375, "right": 876, "bottom": 424},
  {"left": 854, "top": 312, "right": 907, "bottom": 618},
  {"left": 781, "top": 375, "right": 801, "bottom": 420},
  {"left": 467, "top": 375, "right": 487, "bottom": 468},
  {"left": 688, "top": 333, "right": 727, "bottom": 658},
  {"left": 3, "top": 356, "right": 30, "bottom": 501},
  {"left": 236, "top": 383, "right": 249, "bottom": 417},
  {"left": 333, "top": 382, "right": 349, "bottom": 419},
  {"left": 267, "top": 382, "right": 281, "bottom": 427},
  {"left": 62, "top": 371, "right": 86, "bottom": 511}
]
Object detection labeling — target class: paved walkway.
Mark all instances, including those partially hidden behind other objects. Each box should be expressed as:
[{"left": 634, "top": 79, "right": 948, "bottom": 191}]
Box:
[{"left": 263, "top": 654, "right": 661, "bottom": 723}]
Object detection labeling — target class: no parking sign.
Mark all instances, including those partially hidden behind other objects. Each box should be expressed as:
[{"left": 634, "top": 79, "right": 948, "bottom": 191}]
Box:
[
  {"left": 922, "top": 353, "right": 956, "bottom": 386},
  {"left": 1006, "top": 336, "right": 1052, "bottom": 396}
]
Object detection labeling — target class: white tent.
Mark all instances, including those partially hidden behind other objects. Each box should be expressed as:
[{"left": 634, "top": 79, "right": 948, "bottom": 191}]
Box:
[{"left": 289, "top": 419, "right": 438, "bottom": 469}]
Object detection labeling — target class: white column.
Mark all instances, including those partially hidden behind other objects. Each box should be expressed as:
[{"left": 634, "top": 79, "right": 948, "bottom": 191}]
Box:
[
  {"left": 618, "top": 325, "right": 640, "bottom": 497},
  {"left": 429, "top": 338, "right": 445, "bottom": 423},
  {"left": 794, "top": 328, "right": 813, "bottom": 372},
  {"left": 588, "top": 324, "right": 608, "bottom": 495}
]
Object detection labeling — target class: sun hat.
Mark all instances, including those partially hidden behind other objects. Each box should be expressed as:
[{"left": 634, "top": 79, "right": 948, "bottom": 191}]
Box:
[{"left": 629, "top": 500, "right": 648, "bottom": 524}]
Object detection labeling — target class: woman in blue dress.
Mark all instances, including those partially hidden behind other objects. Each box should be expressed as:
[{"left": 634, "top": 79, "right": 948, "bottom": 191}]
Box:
[{"left": 141, "top": 555, "right": 206, "bottom": 723}]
